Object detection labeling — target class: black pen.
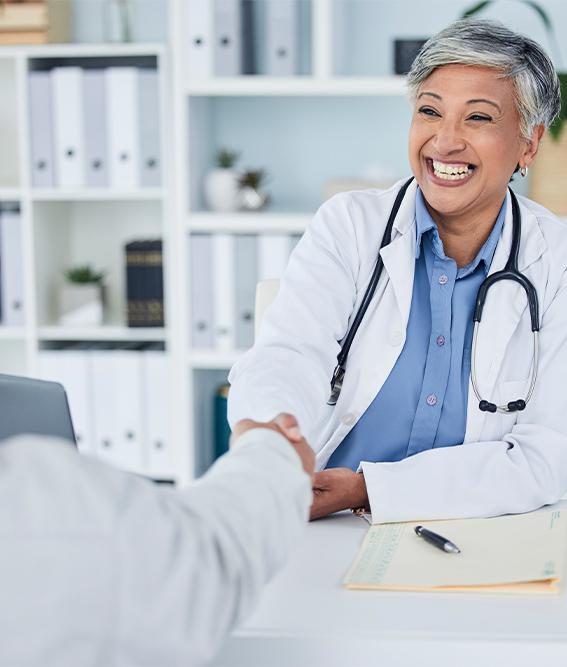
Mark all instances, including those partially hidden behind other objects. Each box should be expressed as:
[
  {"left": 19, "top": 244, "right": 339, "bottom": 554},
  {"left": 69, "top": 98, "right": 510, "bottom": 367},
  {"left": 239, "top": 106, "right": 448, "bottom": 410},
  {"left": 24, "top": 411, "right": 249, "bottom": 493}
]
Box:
[{"left": 414, "top": 525, "right": 461, "bottom": 554}]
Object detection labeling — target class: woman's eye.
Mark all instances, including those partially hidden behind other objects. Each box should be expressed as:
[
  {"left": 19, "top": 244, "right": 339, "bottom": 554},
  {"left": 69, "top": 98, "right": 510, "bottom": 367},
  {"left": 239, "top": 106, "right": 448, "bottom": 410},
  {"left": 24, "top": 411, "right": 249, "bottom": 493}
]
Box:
[
  {"left": 418, "top": 107, "right": 439, "bottom": 117},
  {"left": 468, "top": 114, "right": 492, "bottom": 122}
]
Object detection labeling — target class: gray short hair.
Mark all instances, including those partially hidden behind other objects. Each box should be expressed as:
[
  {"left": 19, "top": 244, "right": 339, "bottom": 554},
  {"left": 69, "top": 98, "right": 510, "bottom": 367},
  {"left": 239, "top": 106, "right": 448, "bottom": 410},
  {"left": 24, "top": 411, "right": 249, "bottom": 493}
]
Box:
[{"left": 407, "top": 19, "right": 560, "bottom": 140}]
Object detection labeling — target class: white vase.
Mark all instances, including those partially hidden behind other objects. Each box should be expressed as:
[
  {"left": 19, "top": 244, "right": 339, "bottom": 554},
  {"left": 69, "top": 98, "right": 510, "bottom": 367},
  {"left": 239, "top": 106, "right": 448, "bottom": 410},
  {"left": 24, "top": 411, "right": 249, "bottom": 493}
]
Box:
[
  {"left": 204, "top": 168, "right": 240, "bottom": 212},
  {"left": 58, "top": 284, "right": 104, "bottom": 327}
]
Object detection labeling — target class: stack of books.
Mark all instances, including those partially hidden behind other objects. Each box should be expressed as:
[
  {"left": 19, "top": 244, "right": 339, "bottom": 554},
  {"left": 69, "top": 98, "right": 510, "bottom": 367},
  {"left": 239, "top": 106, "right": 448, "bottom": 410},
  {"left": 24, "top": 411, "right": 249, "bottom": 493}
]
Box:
[
  {"left": 0, "top": 0, "right": 70, "bottom": 45},
  {"left": 125, "top": 240, "right": 165, "bottom": 328}
]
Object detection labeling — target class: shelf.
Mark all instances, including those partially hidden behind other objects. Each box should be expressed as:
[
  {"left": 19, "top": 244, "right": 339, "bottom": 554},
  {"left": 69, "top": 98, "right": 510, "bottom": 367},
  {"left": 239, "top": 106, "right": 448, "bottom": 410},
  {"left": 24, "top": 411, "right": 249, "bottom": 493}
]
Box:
[
  {"left": 189, "top": 211, "right": 311, "bottom": 234},
  {"left": 186, "top": 76, "right": 407, "bottom": 97},
  {"left": 189, "top": 350, "right": 244, "bottom": 369},
  {"left": 38, "top": 326, "right": 167, "bottom": 342},
  {"left": 0, "top": 327, "right": 27, "bottom": 340},
  {"left": 31, "top": 188, "right": 165, "bottom": 202},
  {"left": 0, "top": 43, "right": 165, "bottom": 59},
  {"left": 0, "top": 187, "right": 22, "bottom": 200}
]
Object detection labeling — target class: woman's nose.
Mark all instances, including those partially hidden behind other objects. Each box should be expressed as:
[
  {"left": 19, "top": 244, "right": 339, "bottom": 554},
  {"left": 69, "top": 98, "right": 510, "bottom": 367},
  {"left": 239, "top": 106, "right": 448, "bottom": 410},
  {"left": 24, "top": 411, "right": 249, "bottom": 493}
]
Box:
[{"left": 433, "top": 120, "right": 466, "bottom": 155}]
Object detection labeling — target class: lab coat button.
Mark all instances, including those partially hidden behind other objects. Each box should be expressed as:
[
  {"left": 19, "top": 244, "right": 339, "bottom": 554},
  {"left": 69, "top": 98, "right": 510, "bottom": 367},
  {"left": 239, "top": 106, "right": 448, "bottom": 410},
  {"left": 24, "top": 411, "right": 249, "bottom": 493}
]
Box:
[
  {"left": 389, "top": 329, "right": 404, "bottom": 346},
  {"left": 341, "top": 413, "right": 356, "bottom": 426}
]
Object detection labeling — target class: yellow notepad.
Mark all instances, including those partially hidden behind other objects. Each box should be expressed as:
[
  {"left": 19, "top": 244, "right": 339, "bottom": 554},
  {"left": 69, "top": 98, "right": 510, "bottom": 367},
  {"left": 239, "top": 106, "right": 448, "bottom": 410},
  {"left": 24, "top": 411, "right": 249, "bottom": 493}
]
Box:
[{"left": 343, "top": 509, "right": 566, "bottom": 594}]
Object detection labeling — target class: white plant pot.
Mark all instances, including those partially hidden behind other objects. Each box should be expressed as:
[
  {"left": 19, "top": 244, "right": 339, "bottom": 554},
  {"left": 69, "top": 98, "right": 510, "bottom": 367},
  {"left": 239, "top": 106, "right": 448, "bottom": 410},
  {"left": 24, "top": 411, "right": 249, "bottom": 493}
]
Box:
[
  {"left": 58, "top": 284, "right": 104, "bottom": 327},
  {"left": 204, "top": 168, "right": 240, "bottom": 212}
]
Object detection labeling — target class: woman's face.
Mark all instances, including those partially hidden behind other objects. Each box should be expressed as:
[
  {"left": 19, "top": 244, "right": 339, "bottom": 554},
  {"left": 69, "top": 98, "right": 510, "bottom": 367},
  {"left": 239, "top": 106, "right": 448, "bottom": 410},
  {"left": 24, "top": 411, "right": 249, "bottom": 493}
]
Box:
[{"left": 408, "top": 64, "right": 541, "bottom": 220}]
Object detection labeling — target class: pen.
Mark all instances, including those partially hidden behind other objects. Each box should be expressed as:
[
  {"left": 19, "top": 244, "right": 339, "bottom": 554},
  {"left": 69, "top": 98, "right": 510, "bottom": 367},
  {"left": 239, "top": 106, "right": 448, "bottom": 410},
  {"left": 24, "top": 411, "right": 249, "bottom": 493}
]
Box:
[{"left": 414, "top": 525, "right": 461, "bottom": 554}]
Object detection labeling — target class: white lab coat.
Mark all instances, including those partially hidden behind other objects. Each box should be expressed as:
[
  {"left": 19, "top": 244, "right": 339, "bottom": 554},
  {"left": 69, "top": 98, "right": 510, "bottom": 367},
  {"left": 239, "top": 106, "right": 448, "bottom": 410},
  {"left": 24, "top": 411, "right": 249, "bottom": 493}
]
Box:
[
  {"left": 228, "top": 178, "right": 567, "bottom": 523},
  {"left": 0, "top": 430, "right": 311, "bottom": 666}
]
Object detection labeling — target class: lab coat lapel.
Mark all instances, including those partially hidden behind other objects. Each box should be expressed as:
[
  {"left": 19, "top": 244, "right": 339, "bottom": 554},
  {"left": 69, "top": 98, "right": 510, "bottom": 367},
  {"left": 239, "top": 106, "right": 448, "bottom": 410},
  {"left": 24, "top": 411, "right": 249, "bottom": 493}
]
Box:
[{"left": 464, "top": 193, "right": 546, "bottom": 442}]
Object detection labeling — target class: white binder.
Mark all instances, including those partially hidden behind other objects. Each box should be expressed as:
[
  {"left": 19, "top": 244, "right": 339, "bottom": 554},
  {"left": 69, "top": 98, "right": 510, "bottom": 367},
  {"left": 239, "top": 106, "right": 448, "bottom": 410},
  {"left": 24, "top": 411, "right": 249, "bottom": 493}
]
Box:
[
  {"left": 37, "top": 350, "right": 95, "bottom": 456},
  {"left": 0, "top": 207, "right": 25, "bottom": 326},
  {"left": 138, "top": 68, "right": 161, "bottom": 187},
  {"left": 266, "top": 0, "right": 298, "bottom": 76},
  {"left": 214, "top": 0, "right": 242, "bottom": 76},
  {"left": 212, "top": 234, "right": 235, "bottom": 350},
  {"left": 142, "top": 350, "right": 174, "bottom": 477},
  {"left": 187, "top": 0, "right": 214, "bottom": 79},
  {"left": 105, "top": 67, "right": 140, "bottom": 189},
  {"left": 258, "top": 234, "right": 292, "bottom": 281},
  {"left": 91, "top": 350, "right": 146, "bottom": 472},
  {"left": 51, "top": 66, "right": 85, "bottom": 188},
  {"left": 235, "top": 234, "right": 257, "bottom": 349},
  {"left": 28, "top": 71, "right": 55, "bottom": 187},
  {"left": 83, "top": 69, "right": 108, "bottom": 188},
  {"left": 190, "top": 234, "right": 214, "bottom": 348}
]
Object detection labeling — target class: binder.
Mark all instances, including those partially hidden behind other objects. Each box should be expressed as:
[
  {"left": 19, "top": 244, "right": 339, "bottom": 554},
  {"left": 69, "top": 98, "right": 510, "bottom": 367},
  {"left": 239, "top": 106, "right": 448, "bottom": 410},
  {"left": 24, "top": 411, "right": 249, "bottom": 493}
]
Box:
[
  {"left": 189, "top": 234, "right": 214, "bottom": 348},
  {"left": 187, "top": 0, "right": 214, "bottom": 79},
  {"left": 214, "top": 383, "right": 231, "bottom": 459},
  {"left": 105, "top": 67, "right": 140, "bottom": 189},
  {"left": 0, "top": 206, "right": 25, "bottom": 326},
  {"left": 37, "top": 350, "right": 95, "bottom": 456},
  {"left": 265, "top": 0, "right": 298, "bottom": 76},
  {"left": 28, "top": 71, "right": 55, "bottom": 187},
  {"left": 138, "top": 68, "right": 162, "bottom": 188},
  {"left": 51, "top": 66, "right": 85, "bottom": 188},
  {"left": 142, "top": 350, "right": 173, "bottom": 476},
  {"left": 235, "top": 234, "right": 257, "bottom": 349},
  {"left": 83, "top": 69, "right": 108, "bottom": 188},
  {"left": 212, "top": 234, "right": 235, "bottom": 350},
  {"left": 91, "top": 350, "right": 146, "bottom": 472},
  {"left": 214, "top": 0, "right": 242, "bottom": 76},
  {"left": 125, "top": 240, "right": 165, "bottom": 327},
  {"left": 258, "top": 234, "right": 292, "bottom": 281}
]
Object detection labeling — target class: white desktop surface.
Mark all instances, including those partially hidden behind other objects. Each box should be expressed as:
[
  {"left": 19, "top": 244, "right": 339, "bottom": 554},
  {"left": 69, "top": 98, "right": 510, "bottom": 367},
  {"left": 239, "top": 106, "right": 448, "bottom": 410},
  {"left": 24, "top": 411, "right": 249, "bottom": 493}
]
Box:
[{"left": 212, "top": 506, "right": 567, "bottom": 667}]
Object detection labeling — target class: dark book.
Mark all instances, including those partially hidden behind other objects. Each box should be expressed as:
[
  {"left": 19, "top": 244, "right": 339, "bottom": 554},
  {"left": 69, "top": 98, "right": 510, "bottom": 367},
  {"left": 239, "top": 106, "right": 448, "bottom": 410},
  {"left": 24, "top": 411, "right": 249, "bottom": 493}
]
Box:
[
  {"left": 214, "top": 383, "right": 231, "bottom": 460},
  {"left": 125, "top": 239, "right": 165, "bottom": 327}
]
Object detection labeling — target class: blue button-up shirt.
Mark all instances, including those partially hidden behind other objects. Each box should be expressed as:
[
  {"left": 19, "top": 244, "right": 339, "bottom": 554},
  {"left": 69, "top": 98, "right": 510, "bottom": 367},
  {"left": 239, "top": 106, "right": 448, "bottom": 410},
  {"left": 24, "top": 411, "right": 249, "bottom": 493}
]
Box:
[{"left": 327, "top": 190, "right": 506, "bottom": 471}]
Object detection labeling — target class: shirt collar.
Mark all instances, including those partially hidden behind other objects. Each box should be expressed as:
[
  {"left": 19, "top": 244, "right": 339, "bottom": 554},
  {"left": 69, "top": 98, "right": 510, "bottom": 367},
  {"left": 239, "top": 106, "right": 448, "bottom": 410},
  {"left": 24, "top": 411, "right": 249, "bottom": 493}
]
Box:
[{"left": 414, "top": 188, "right": 507, "bottom": 277}]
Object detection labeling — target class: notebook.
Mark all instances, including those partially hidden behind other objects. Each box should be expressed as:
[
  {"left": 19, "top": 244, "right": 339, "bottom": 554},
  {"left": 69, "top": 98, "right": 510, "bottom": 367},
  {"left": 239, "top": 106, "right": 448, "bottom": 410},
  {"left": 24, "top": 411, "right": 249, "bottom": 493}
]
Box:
[{"left": 343, "top": 509, "right": 566, "bottom": 594}]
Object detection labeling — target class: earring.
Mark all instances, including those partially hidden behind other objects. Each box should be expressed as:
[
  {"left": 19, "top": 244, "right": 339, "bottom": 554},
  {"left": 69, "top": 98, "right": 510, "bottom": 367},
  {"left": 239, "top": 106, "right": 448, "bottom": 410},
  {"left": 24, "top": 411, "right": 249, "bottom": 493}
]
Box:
[{"left": 520, "top": 165, "right": 529, "bottom": 178}]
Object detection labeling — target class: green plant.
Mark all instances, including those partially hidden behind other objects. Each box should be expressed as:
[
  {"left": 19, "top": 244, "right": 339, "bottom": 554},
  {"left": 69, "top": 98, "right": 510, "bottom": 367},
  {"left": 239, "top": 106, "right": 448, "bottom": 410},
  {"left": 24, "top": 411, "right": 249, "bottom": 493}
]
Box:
[
  {"left": 238, "top": 168, "right": 269, "bottom": 190},
  {"left": 64, "top": 265, "right": 105, "bottom": 284},
  {"left": 461, "top": 0, "right": 567, "bottom": 140},
  {"left": 215, "top": 148, "right": 240, "bottom": 169}
]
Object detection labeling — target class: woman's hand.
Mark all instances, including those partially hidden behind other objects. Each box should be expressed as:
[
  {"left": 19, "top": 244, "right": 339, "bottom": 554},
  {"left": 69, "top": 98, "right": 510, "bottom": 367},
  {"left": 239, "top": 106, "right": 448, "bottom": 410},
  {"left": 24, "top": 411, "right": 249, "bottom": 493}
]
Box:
[{"left": 310, "top": 468, "right": 369, "bottom": 521}]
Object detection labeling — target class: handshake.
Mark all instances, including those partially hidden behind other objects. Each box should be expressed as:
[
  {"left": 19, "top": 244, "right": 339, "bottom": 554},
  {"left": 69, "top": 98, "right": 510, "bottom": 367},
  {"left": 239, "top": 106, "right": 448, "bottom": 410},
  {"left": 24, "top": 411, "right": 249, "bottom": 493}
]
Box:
[{"left": 232, "top": 414, "right": 369, "bottom": 521}]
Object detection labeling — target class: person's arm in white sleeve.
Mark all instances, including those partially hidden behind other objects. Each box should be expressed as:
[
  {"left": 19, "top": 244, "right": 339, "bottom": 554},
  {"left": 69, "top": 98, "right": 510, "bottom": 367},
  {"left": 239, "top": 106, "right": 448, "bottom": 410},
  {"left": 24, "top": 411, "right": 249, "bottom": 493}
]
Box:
[
  {"left": 227, "top": 193, "right": 359, "bottom": 441},
  {"left": 115, "top": 421, "right": 313, "bottom": 666},
  {"left": 362, "top": 273, "right": 567, "bottom": 524}
]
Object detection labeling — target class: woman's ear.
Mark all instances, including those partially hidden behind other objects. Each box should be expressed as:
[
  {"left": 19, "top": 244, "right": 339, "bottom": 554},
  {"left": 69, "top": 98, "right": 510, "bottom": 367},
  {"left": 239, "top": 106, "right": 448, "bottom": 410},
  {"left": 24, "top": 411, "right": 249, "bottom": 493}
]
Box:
[{"left": 521, "top": 124, "right": 545, "bottom": 168}]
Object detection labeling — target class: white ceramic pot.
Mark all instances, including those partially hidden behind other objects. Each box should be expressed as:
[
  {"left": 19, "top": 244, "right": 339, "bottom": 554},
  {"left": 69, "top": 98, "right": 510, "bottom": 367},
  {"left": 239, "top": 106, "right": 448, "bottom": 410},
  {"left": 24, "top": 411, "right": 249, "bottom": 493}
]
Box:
[
  {"left": 204, "top": 168, "right": 240, "bottom": 212},
  {"left": 58, "top": 283, "right": 104, "bottom": 327}
]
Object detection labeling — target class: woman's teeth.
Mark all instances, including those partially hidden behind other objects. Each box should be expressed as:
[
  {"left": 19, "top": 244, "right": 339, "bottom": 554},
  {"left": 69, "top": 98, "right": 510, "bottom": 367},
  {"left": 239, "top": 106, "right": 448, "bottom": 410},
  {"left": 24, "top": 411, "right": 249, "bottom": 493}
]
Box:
[{"left": 432, "top": 160, "right": 473, "bottom": 180}]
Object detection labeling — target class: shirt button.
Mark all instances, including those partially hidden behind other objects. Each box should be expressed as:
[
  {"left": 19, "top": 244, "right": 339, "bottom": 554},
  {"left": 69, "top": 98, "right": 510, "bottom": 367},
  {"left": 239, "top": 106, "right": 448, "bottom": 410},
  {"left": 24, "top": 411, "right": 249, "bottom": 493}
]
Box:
[
  {"left": 436, "top": 335, "right": 445, "bottom": 346},
  {"left": 426, "top": 394, "right": 437, "bottom": 407},
  {"left": 389, "top": 329, "right": 404, "bottom": 346},
  {"left": 341, "top": 413, "right": 356, "bottom": 426},
  {"left": 438, "top": 274, "right": 448, "bottom": 285}
]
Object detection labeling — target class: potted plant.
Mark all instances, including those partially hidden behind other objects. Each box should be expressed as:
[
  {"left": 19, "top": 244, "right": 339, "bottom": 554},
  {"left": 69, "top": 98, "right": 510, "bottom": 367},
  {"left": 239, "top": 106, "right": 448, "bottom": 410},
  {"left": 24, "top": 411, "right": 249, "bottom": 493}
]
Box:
[
  {"left": 461, "top": 0, "right": 567, "bottom": 212},
  {"left": 238, "top": 168, "right": 271, "bottom": 211},
  {"left": 58, "top": 264, "right": 105, "bottom": 327},
  {"left": 204, "top": 148, "right": 241, "bottom": 212}
]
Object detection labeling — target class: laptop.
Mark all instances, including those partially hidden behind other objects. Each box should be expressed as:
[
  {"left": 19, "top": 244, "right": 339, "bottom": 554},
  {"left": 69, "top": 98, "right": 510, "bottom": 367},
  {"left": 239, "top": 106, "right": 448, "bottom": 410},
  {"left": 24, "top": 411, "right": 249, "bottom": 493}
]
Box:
[{"left": 0, "top": 374, "right": 76, "bottom": 446}]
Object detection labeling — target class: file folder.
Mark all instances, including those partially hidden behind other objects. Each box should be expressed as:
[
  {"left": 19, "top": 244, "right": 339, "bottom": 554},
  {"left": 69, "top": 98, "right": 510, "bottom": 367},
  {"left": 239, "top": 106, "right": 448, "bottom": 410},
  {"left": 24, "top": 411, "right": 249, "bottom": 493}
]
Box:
[
  {"left": 138, "top": 68, "right": 162, "bottom": 188},
  {"left": 28, "top": 71, "right": 55, "bottom": 187},
  {"left": 142, "top": 350, "right": 173, "bottom": 477},
  {"left": 0, "top": 206, "right": 25, "bottom": 326},
  {"left": 189, "top": 234, "right": 214, "bottom": 348},
  {"left": 187, "top": 0, "right": 214, "bottom": 79},
  {"left": 214, "top": 0, "right": 242, "bottom": 76},
  {"left": 105, "top": 67, "right": 140, "bottom": 189},
  {"left": 212, "top": 234, "right": 235, "bottom": 350},
  {"left": 266, "top": 0, "right": 298, "bottom": 76},
  {"left": 235, "top": 234, "right": 257, "bottom": 349},
  {"left": 83, "top": 69, "right": 108, "bottom": 188},
  {"left": 51, "top": 66, "right": 85, "bottom": 188}
]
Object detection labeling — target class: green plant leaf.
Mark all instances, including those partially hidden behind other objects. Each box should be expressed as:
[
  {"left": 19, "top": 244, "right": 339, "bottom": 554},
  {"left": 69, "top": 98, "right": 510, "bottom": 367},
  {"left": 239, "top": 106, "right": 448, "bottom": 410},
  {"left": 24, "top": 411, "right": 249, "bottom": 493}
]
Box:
[
  {"left": 522, "top": 1, "right": 552, "bottom": 31},
  {"left": 461, "top": 0, "right": 493, "bottom": 18},
  {"left": 64, "top": 264, "right": 105, "bottom": 284},
  {"left": 548, "top": 72, "right": 567, "bottom": 141}
]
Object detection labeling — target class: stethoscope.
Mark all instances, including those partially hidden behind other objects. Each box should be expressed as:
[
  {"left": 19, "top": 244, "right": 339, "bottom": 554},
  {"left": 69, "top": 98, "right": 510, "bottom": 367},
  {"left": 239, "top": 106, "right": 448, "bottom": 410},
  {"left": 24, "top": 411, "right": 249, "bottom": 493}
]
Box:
[{"left": 327, "top": 177, "right": 540, "bottom": 415}]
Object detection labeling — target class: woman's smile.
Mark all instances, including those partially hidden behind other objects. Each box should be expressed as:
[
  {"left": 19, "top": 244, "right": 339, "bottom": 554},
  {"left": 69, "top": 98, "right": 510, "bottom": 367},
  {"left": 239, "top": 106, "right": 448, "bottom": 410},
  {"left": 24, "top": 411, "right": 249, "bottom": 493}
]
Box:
[{"left": 425, "top": 157, "right": 477, "bottom": 187}]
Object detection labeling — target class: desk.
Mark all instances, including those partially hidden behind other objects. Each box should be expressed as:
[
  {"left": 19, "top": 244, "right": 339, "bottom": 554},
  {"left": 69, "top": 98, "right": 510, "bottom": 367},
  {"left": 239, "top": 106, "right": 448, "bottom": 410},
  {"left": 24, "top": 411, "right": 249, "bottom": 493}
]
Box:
[{"left": 212, "top": 509, "right": 567, "bottom": 667}]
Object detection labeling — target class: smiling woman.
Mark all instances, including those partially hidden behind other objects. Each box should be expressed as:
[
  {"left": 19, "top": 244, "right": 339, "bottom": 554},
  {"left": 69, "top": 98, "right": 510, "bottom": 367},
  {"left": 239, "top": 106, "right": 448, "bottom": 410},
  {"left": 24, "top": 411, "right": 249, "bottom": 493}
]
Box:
[{"left": 227, "top": 19, "right": 567, "bottom": 525}]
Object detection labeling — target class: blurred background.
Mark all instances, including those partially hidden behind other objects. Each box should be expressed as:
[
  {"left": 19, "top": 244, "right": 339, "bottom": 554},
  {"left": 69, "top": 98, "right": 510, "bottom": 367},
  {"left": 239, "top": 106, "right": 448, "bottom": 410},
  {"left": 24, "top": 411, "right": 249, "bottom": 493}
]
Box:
[{"left": 0, "top": 0, "right": 565, "bottom": 484}]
